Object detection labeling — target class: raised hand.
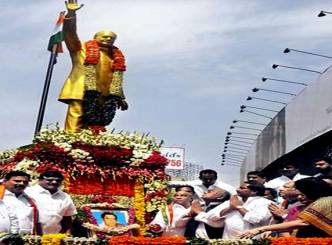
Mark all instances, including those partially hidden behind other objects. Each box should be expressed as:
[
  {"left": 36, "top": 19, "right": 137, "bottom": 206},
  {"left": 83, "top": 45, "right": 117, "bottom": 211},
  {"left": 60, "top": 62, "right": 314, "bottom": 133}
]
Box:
[
  {"left": 65, "top": 0, "right": 84, "bottom": 12},
  {"left": 268, "top": 203, "right": 287, "bottom": 218},
  {"left": 239, "top": 228, "right": 261, "bottom": 239},
  {"left": 229, "top": 195, "right": 243, "bottom": 209},
  {"left": 190, "top": 200, "right": 204, "bottom": 215},
  {"left": 202, "top": 187, "right": 226, "bottom": 201}
]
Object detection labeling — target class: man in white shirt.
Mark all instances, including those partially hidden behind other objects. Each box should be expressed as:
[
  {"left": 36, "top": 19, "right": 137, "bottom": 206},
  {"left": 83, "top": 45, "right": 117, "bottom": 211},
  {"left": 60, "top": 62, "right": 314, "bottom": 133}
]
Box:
[
  {"left": 0, "top": 200, "right": 19, "bottom": 234},
  {"left": 192, "top": 182, "right": 273, "bottom": 239},
  {"left": 247, "top": 171, "right": 267, "bottom": 185},
  {"left": 2, "top": 171, "right": 36, "bottom": 234},
  {"left": 148, "top": 190, "right": 193, "bottom": 236},
  {"left": 171, "top": 169, "right": 236, "bottom": 238},
  {"left": 265, "top": 163, "right": 310, "bottom": 190},
  {"left": 26, "top": 171, "right": 77, "bottom": 235},
  {"left": 170, "top": 169, "right": 236, "bottom": 205}
]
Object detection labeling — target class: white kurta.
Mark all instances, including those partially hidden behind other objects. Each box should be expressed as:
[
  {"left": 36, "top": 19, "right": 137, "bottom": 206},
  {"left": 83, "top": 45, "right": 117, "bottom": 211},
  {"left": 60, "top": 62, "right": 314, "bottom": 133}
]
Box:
[
  {"left": 265, "top": 173, "right": 310, "bottom": 190},
  {"left": 195, "top": 196, "right": 273, "bottom": 239},
  {"left": 3, "top": 190, "right": 34, "bottom": 234},
  {"left": 25, "top": 185, "right": 77, "bottom": 234},
  {"left": 0, "top": 200, "right": 19, "bottom": 233},
  {"left": 265, "top": 173, "right": 310, "bottom": 203},
  {"left": 170, "top": 180, "right": 236, "bottom": 204},
  {"left": 149, "top": 203, "right": 191, "bottom": 237}
]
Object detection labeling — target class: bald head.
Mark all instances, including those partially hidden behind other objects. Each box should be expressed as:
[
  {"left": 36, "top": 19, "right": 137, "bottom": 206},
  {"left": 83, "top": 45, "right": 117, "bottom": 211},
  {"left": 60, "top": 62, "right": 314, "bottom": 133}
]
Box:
[{"left": 94, "top": 30, "right": 117, "bottom": 47}]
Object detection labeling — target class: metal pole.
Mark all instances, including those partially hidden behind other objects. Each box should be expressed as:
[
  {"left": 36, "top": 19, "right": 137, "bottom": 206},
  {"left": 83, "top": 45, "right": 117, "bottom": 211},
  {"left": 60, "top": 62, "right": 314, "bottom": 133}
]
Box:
[{"left": 34, "top": 44, "right": 58, "bottom": 136}]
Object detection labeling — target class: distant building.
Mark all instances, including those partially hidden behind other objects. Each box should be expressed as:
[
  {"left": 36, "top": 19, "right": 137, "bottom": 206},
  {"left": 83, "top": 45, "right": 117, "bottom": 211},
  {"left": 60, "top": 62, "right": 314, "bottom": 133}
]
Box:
[{"left": 166, "top": 162, "right": 204, "bottom": 181}]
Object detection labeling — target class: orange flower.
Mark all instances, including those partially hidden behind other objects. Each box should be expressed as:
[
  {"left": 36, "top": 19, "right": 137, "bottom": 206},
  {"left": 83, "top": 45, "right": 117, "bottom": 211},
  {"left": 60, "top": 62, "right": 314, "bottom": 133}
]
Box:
[
  {"left": 270, "top": 237, "right": 332, "bottom": 245},
  {"left": 108, "top": 236, "right": 186, "bottom": 245}
]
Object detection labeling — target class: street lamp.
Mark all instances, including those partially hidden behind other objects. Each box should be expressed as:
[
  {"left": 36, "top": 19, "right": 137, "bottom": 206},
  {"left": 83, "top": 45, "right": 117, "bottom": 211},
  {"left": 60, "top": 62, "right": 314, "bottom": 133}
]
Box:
[
  {"left": 225, "top": 142, "right": 251, "bottom": 149},
  {"left": 318, "top": 10, "right": 332, "bottom": 17},
  {"left": 240, "top": 105, "right": 279, "bottom": 113},
  {"left": 240, "top": 108, "right": 273, "bottom": 119},
  {"left": 226, "top": 135, "right": 256, "bottom": 141},
  {"left": 224, "top": 149, "right": 249, "bottom": 155},
  {"left": 233, "top": 119, "right": 266, "bottom": 126},
  {"left": 262, "top": 77, "right": 307, "bottom": 86},
  {"left": 224, "top": 145, "right": 250, "bottom": 152},
  {"left": 247, "top": 96, "right": 287, "bottom": 105},
  {"left": 283, "top": 48, "right": 332, "bottom": 59},
  {"left": 227, "top": 131, "right": 259, "bottom": 136},
  {"left": 230, "top": 125, "right": 262, "bottom": 131},
  {"left": 272, "top": 64, "right": 322, "bottom": 74},
  {"left": 225, "top": 139, "right": 253, "bottom": 145},
  {"left": 252, "top": 87, "right": 296, "bottom": 96}
]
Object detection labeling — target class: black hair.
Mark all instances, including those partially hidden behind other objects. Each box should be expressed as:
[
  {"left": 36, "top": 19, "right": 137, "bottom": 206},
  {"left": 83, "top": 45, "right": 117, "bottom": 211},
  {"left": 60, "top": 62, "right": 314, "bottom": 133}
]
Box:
[
  {"left": 39, "top": 171, "right": 64, "bottom": 180},
  {"left": 247, "top": 182, "right": 266, "bottom": 196},
  {"left": 313, "top": 156, "right": 332, "bottom": 165},
  {"left": 101, "top": 212, "right": 117, "bottom": 220},
  {"left": 295, "top": 177, "right": 332, "bottom": 201},
  {"left": 280, "top": 162, "right": 299, "bottom": 169},
  {"left": 247, "top": 171, "right": 266, "bottom": 178},
  {"left": 199, "top": 169, "right": 217, "bottom": 178},
  {"left": 264, "top": 188, "right": 278, "bottom": 199},
  {"left": 4, "top": 171, "right": 30, "bottom": 181},
  {"left": 175, "top": 185, "right": 195, "bottom": 194}
]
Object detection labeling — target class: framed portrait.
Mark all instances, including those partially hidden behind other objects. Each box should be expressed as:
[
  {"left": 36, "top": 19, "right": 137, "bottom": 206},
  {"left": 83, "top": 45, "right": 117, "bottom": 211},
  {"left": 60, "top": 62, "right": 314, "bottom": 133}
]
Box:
[
  {"left": 91, "top": 209, "right": 128, "bottom": 227},
  {"left": 79, "top": 203, "right": 140, "bottom": 237}
]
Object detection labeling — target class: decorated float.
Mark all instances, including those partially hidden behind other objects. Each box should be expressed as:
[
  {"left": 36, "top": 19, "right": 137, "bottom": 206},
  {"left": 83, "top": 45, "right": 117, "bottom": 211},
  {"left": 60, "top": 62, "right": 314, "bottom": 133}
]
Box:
[{"left": 0, "top": 125, "right": 170, "bottom": 238}]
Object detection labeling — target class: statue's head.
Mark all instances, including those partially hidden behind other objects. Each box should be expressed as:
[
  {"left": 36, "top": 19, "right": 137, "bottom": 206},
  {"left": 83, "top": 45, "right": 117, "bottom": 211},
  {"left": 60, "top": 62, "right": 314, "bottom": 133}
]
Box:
[{"left": 94, "top": 30, "right": 117, "bottom": 47}]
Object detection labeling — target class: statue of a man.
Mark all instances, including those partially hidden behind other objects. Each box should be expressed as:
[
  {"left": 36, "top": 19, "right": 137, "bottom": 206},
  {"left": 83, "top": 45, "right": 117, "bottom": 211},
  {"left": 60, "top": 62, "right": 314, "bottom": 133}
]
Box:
[{"left": 59, "top": 0, "right": 128, "bottom": 132}]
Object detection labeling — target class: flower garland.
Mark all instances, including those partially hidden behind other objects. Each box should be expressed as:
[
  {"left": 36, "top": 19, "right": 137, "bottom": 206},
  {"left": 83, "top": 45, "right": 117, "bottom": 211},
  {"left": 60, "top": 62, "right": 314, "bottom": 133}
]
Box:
[
  {"left": 41, "top": 234, "right": 67, "bottom": 245},
  {"left": 108, "top": 236, "right": 187, "bottom": 245},
  {"left": 66, "top": 176, "right": 135, "bottom": 196},
  {"left": 269, "top": 237, "right": 332, "bottom": 245},
  {"left": 84, "top": 40, "right": 126, "bottom": 72},
  {"left": 0, "top": 126, "right": 167, "bottom": 183},
  {"left": 144, "top": 179, "right": 168, "bottom": 213},
  {"left": 133, "top": 180, "right": 146, "bottom": 235},
  {"left": 206, "top": 239, "right": 255, "bottom": 245}
]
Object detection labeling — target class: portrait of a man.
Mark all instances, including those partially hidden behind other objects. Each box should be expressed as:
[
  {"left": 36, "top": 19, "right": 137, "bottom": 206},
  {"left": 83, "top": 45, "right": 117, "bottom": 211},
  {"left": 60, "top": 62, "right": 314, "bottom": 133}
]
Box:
[{"left": 91, "top": 209, "right": 128, "bottom": 227}]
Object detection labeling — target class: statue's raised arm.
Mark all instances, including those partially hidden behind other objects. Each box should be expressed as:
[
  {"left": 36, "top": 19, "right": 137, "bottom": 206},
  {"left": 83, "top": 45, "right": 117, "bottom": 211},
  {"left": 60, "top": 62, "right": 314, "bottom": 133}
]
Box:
[
  {"left": 63, "top": 0, "right": 84, "bottom": 52},
  {"left": 59, "top": 0, "right": 128, "bottom": 133}
]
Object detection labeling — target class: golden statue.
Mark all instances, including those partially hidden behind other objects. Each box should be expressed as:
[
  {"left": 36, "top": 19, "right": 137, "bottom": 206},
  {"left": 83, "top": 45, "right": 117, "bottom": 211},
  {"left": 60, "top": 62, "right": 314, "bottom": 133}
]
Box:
[{"left": 59, "top": 0, "right": 128, "bottom": 132}]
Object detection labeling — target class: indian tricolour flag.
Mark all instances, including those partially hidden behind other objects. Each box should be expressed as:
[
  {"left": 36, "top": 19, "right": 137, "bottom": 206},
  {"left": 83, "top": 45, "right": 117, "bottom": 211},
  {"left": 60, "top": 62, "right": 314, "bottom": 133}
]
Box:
[{"left": 47, "top": 11, "right": 65, "bottom": 53}]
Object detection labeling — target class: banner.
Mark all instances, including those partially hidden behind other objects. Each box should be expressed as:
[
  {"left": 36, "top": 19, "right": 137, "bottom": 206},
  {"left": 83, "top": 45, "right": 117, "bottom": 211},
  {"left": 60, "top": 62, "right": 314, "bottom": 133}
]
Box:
[{"left": 160, "top": 147, "right": 185, "bottom": 170}]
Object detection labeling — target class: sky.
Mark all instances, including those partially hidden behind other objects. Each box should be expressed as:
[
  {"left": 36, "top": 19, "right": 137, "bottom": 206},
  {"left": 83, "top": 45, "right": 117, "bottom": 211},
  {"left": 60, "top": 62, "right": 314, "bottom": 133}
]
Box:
[{"left": 1, "top": 0, "right": 332, "bottom": 186}]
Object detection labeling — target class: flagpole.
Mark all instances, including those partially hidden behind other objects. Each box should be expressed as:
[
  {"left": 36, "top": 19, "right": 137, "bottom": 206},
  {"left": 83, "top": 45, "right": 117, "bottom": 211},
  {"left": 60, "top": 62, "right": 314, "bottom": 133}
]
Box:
[{"left": 34, "top": 44, "right": 58, "bottom": 136}]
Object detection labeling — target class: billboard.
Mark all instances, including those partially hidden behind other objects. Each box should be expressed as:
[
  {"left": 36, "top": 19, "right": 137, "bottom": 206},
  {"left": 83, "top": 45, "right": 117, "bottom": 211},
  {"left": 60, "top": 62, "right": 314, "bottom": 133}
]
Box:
[{"left": 160, "top": 147, "right": 185, "bottom": 170}]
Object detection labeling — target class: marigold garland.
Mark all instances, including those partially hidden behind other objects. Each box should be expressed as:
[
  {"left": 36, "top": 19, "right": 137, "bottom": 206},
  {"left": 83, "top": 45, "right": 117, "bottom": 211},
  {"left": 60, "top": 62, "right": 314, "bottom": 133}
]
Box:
[
  {"left": 41, "top": 234, "right": 67, "bottom": 245},
  {"left": 108, "top": 235, "right": 186, "bottom": 245},
  {"left": 269, "top": 237, "right": 332, "bottom": 245},
  {"left": 133, "top": 180, "right": 146, "bottom": 235}
]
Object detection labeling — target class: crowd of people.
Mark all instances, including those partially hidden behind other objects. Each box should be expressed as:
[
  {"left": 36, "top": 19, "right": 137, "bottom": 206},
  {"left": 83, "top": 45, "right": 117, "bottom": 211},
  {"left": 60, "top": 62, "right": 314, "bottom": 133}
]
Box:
[
  {"left": 148, "top": 157, "right": 332, "bottom": 239},
  {"left": 0, "top": 170, "right": 77, "bottom": 235},
  {"left": 0, "top": 157, "right": 331, "bottom": 239}
]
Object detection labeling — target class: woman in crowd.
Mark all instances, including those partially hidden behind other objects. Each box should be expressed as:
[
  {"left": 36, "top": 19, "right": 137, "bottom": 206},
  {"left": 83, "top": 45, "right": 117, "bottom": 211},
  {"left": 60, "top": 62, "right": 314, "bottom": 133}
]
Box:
[{"left": 240, "top": 177, "right": 332, "bottom": 238}]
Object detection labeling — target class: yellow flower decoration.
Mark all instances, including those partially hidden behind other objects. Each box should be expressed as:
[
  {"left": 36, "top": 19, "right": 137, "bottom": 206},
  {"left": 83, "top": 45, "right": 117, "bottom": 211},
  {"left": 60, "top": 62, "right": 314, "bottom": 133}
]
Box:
[
  {"left": 41, "top": 234, "right": 67, "bottom": 245},
  {"left": 134, "top": 180, "right": 146, "bottom": 235}
]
